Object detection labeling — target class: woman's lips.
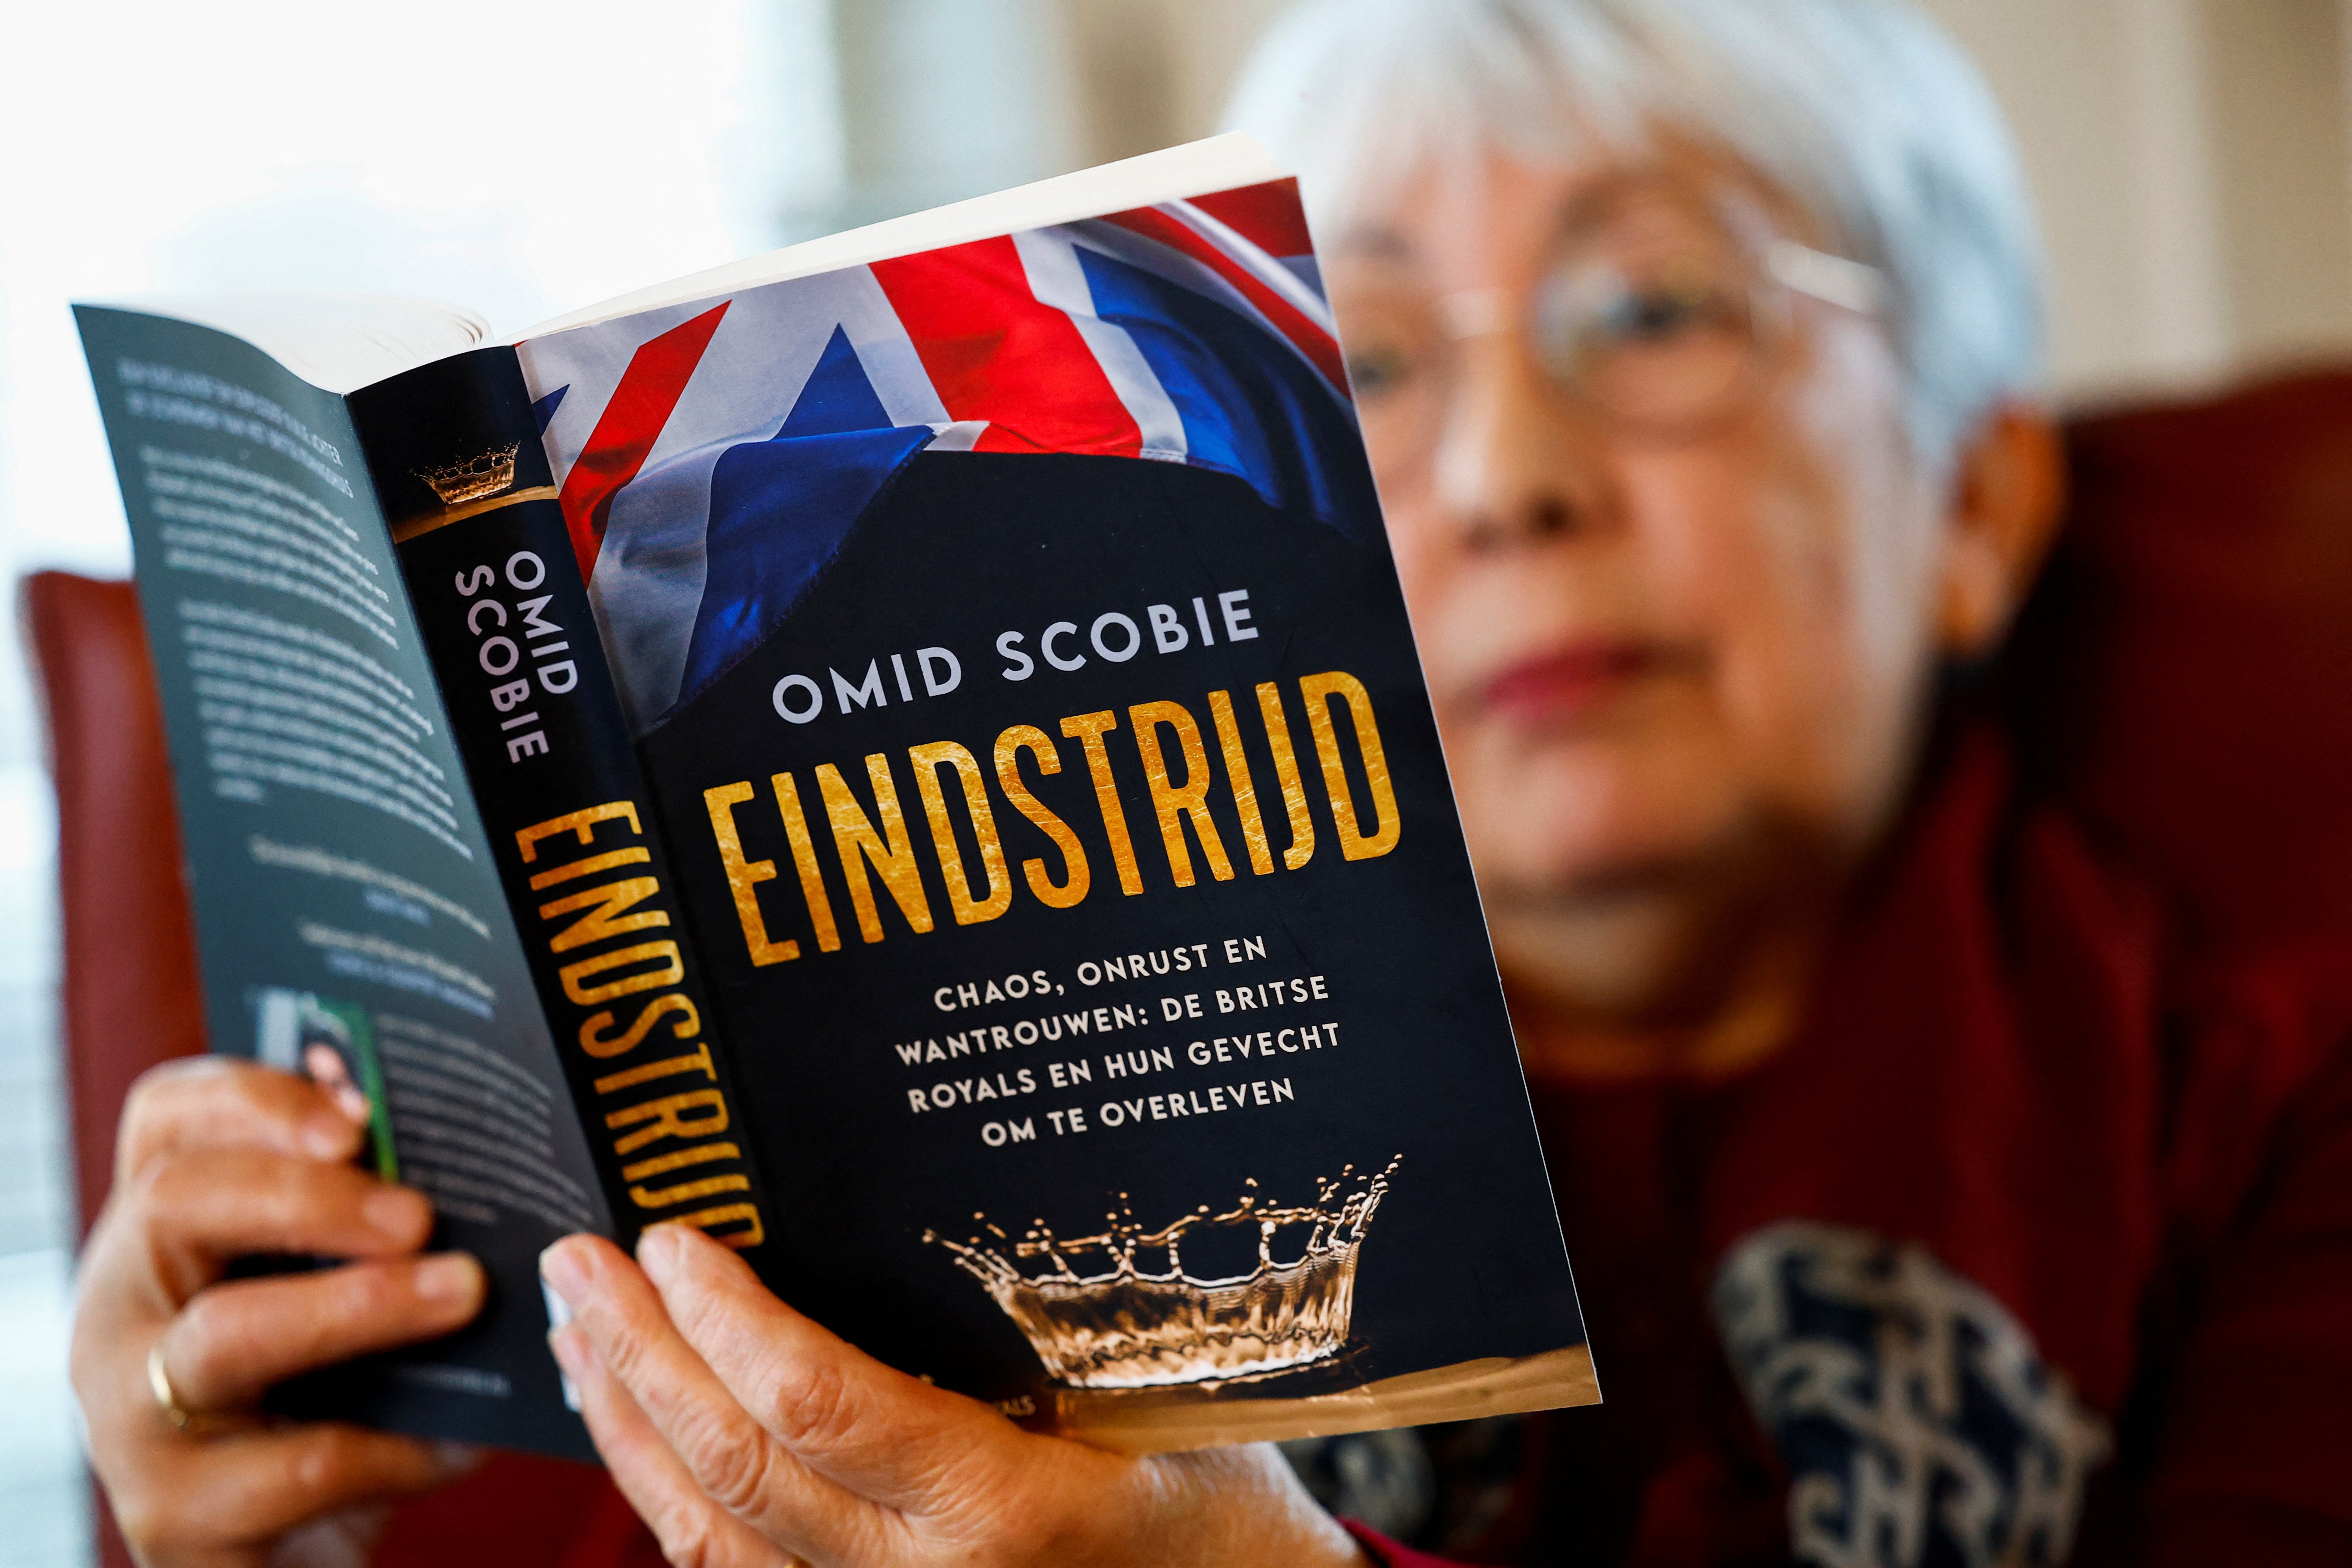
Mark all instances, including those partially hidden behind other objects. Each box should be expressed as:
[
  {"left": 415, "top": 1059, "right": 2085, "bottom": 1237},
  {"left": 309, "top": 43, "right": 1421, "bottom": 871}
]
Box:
[{"left": 1479, "top": 641, "right": 1690, "bottom": 727}]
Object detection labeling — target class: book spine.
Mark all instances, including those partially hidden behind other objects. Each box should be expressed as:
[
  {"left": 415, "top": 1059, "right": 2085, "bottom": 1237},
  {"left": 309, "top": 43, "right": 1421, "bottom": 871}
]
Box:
[{"left": 350, "top": 348, "right": 776, "bottom": 1261}]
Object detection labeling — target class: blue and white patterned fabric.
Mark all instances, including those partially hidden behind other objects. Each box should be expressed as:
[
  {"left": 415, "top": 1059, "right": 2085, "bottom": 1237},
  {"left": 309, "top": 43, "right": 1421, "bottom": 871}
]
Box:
[{"left": 1713, "top": 1222, "right": 2112, "bottom": 1568}]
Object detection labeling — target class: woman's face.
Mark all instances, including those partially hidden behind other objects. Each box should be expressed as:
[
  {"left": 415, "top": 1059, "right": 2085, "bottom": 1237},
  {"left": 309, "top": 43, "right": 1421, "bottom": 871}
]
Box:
[{"left": 1329, "top": 148, "right": 1950, "bottom": 1014}]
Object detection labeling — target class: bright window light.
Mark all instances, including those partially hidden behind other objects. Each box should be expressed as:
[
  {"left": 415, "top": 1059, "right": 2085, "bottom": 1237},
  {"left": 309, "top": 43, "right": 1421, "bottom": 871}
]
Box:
[{"left": 0, "top": 0, "right": 841, "bottom": 576}]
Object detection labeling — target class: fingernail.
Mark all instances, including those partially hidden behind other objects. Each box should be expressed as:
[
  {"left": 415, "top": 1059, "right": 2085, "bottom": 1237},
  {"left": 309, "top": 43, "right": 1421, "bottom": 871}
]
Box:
[
  {"left": 539, "top": 1237, "right": 591, "bottom": 1305},
  {"left": 415, "top": 1252, "right": 482, "bottom": 1305},
  {"left": 300, "top": 1112, "right": 356, "bottom": 1160},
  {"left": 364, "top": 1185, "right": 423, "bottom": 1237},
  {"left": 547, "top": 1320, "right": 588, "bottom": 1375},
  {"left": 636, "top": 1223, "right": 688, "bottom": 1283}
]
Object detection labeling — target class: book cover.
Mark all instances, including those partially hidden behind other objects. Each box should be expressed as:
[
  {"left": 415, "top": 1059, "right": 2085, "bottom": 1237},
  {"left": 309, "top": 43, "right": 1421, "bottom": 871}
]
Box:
[
  {"left": 74, "top": 149, "right": 1596, "bottom": 1459},
  {"left": 505, "top": 177, "right": 1593, "bottom": 1448}
]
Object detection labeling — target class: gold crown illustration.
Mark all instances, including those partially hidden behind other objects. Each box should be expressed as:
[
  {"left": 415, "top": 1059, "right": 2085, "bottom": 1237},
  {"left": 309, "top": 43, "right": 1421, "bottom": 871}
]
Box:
[
  {"left": 928, "top": 1158, "right": 1399, "bottom": 1391},
  {"left": 414, "top": 443, "right": 521, "bottom": 506}
]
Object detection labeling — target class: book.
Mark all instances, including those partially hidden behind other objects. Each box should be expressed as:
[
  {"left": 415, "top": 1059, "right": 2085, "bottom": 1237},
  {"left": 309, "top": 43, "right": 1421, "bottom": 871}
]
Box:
[{"left": 74, "top": 134, "right": 1596, "bottom": 1462}]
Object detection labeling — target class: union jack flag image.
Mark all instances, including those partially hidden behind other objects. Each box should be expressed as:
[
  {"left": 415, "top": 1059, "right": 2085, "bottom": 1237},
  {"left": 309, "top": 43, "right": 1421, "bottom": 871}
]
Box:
[{"left": 515, "top": 178, "right": 1377, "bottom": 735}]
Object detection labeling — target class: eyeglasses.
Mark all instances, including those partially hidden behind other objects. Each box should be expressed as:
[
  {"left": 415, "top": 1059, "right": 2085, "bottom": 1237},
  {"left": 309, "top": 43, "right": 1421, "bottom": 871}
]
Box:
[{"left": 1337, "top": 193, "right": 1885, "bottom": 446}]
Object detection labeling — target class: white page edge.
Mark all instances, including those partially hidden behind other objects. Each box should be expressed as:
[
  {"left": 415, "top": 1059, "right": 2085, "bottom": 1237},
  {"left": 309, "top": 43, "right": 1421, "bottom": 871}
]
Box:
[{"left": 518, "top": 132, "right": 1286, "bottom": 342}]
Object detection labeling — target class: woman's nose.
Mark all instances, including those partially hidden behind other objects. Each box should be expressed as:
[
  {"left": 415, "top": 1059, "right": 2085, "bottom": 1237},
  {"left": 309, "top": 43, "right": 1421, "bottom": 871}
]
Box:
[{"left": 1432, "top": 333, "right": 1616, "bottom": 553}]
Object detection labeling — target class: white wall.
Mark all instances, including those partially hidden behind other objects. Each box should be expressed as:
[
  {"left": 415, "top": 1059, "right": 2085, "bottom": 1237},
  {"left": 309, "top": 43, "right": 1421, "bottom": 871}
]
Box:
[
  {"left": 1922, "top": 0, "right": 2352, "bottom": 405},
  {"left": 1072, "top": 0, "right": 2352, "bottom": 409},
  {"left": 2203, "top": 0, "right": 2352, "bottom": 370}
]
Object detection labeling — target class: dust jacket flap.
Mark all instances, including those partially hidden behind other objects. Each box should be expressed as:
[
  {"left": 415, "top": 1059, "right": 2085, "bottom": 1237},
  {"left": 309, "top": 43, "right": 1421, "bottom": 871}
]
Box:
[
  {"left": 517, "top": 177, "right": 1595, "bottom": 1449},
  {"left": 72, "top": 306, "right": 609, "bottom": 1459}
]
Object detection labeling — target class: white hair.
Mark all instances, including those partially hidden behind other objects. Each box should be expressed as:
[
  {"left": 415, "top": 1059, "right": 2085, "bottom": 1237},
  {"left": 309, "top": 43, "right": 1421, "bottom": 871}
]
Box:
[{"left": 1224, "top": 0, "right": 2047, "bottom": 465}]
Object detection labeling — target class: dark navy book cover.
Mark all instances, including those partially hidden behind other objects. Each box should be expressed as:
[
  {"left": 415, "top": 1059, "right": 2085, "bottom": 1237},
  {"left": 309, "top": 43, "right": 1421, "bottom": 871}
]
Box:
[{"left": 514, "top": 178, "right": 1594, "bottom": 1448}]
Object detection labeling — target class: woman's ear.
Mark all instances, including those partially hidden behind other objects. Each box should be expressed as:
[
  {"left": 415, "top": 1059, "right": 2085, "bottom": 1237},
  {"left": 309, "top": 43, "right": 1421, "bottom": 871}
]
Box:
[{"left": 1936, "top": 403, "right": 2065, "bottom": 658}]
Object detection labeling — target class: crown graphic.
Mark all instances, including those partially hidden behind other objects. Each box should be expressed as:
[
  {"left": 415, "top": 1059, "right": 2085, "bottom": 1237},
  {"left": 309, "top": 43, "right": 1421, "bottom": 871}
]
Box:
[
  {"left": 928, "top": 1157, "right": 1399, "bottom": 1390},
  {"left": 413, "top": 443, "right": 521, "bottom": 507}
]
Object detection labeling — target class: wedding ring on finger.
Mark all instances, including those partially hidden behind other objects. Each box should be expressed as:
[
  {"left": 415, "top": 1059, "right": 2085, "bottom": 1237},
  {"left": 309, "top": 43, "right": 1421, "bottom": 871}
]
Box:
[{"left": 147, "top": 1338, "right": 233, "bottom": 1436}]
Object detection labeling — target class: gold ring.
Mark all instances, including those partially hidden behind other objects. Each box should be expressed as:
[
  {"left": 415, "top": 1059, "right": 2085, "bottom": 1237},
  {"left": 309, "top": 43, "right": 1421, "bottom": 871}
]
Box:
[{"left": 146, "top": 1339, "right": 223, "bottom": 1435}]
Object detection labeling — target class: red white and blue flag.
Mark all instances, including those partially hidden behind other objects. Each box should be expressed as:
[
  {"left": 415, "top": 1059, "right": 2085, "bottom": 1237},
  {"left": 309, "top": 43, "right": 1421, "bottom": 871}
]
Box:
[{"left": 515, "top": 178, "right": 1375, "bottom": 734}]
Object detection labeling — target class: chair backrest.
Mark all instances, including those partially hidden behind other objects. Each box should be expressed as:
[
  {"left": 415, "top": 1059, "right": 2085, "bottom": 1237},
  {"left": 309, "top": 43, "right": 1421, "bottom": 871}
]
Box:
[
  {"left": 2025, "top": 369, "right": 2352, "bottom": 957},
  {"left": 21, "top": 572, "right": 204, "bottom": 1241},
  {"left": 22, "top": 571, "right": 203, "bottom": 1568}
]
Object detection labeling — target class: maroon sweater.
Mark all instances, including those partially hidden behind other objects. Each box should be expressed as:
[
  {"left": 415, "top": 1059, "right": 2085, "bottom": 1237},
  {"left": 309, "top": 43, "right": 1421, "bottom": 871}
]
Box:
[
  {"left": 1333, "top": 376, "right": 2352, "bottom": 1564},
  {"left": 1337, "top": 723, "right": 2352, "bottom": 1565}
]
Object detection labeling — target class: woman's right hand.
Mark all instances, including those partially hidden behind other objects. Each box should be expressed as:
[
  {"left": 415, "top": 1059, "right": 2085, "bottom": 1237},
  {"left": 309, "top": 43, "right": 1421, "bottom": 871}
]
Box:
[{"left": 71, "top": 1056, "right": 488, "bottom": 1567}]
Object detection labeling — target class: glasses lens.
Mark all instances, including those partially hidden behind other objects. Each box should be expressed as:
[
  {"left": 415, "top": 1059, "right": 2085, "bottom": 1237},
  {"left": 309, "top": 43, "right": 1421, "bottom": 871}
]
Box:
[{"left": 1534, "top": 239, "right": 1764, "bottom": 430}]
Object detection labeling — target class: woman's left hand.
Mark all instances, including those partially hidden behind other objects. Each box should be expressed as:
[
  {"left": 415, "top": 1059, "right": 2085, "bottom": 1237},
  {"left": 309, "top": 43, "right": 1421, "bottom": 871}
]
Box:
[{"left": 539, "top": 1225, "right": 1367, "bottom": 1568}]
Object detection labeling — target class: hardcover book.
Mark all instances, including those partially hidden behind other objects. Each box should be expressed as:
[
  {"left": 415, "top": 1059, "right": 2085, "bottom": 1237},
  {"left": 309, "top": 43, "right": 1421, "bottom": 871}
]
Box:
[{"left": 75, "top": 134, "right": 1596, "bottom": 1461}]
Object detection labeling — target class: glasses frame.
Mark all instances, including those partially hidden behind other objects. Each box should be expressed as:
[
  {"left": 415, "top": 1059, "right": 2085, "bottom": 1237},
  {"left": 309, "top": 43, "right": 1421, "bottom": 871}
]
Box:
[{"left": 1424, "top": 226, "right": 1887, "bottom": 440}]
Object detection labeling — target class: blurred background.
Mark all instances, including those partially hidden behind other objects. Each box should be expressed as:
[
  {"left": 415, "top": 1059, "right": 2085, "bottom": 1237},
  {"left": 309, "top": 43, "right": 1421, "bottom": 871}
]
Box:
[{"left": 3, "top": 0, "right": 2349, "bottom": 1559}]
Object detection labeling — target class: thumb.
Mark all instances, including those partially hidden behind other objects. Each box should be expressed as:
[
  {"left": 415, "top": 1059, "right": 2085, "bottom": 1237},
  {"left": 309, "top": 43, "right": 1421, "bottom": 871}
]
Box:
[{"left": 638, "top": 1224, "right": 1023, "bottom": 1509}]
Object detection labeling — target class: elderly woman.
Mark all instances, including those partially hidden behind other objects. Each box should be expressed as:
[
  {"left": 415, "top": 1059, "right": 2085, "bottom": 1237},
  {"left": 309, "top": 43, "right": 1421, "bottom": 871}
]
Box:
[{"left": 71, "top": 0, "right": 2352, "bottom": 1564}]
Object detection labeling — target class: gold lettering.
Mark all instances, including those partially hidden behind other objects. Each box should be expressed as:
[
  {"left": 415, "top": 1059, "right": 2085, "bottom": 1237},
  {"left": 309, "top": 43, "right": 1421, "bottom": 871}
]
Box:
[
  {"left": 538, "top": 876, "right": 669, "bottom": 954},
  {"left": 1257, "top": 682, "right": 1315, "bottom": 870},
  {"left": 529, "top": 845, "right": 651, "bottom": 891},
  {"left": 1059, "top": 711, "right": 1144, "bottom": 896},
  {"left": 1129, "top": 700, "right": 1234, "bottom": 887},
  {"left": 560, "top": 941, "right": 683, "bottom": 1005},
  {"left": 593, "top": 1043, "right": 717, "bottom": 1094},
  {"left": 621, "top": 1143, "right": 741, "bottom": 1181},
  {"left": 1300, "top": 670, "right": 1401, "bottom": 861},
  {"left": 606, "top": 1089, "right": 727, "bottom": 1155},
  {"left": 669, "top": 1202, "right": 764, "bottom": 1250},
  {"left": 578, "top": 993, "right": 700, "bottom": 1059},
  {"left": 703, "top": 782, "right": 798, "bottom": 966},
  {"left": 517, "top": 801, "right": 641, "bottom": 862},
  {"left": 520, "top": 796, "right": 762, "bottom": 1246},
  {"left": 630, "top": 1172, "right": 752, "bottom": 1209},
  {"left": 993, "top": 726, "right": 1090, "bottom": 909},
  {"left": 909, "top": 741, "right": 1011, "bottom": 926},
  {"left": 1207, "top": 691, "right": 1273, "bottom": 875},
  {"left": 772, "top": 772, "right": 842, "bottom": 954},
  {"left": 817, "top": 754, "right": 934, "bottom": 943}
]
